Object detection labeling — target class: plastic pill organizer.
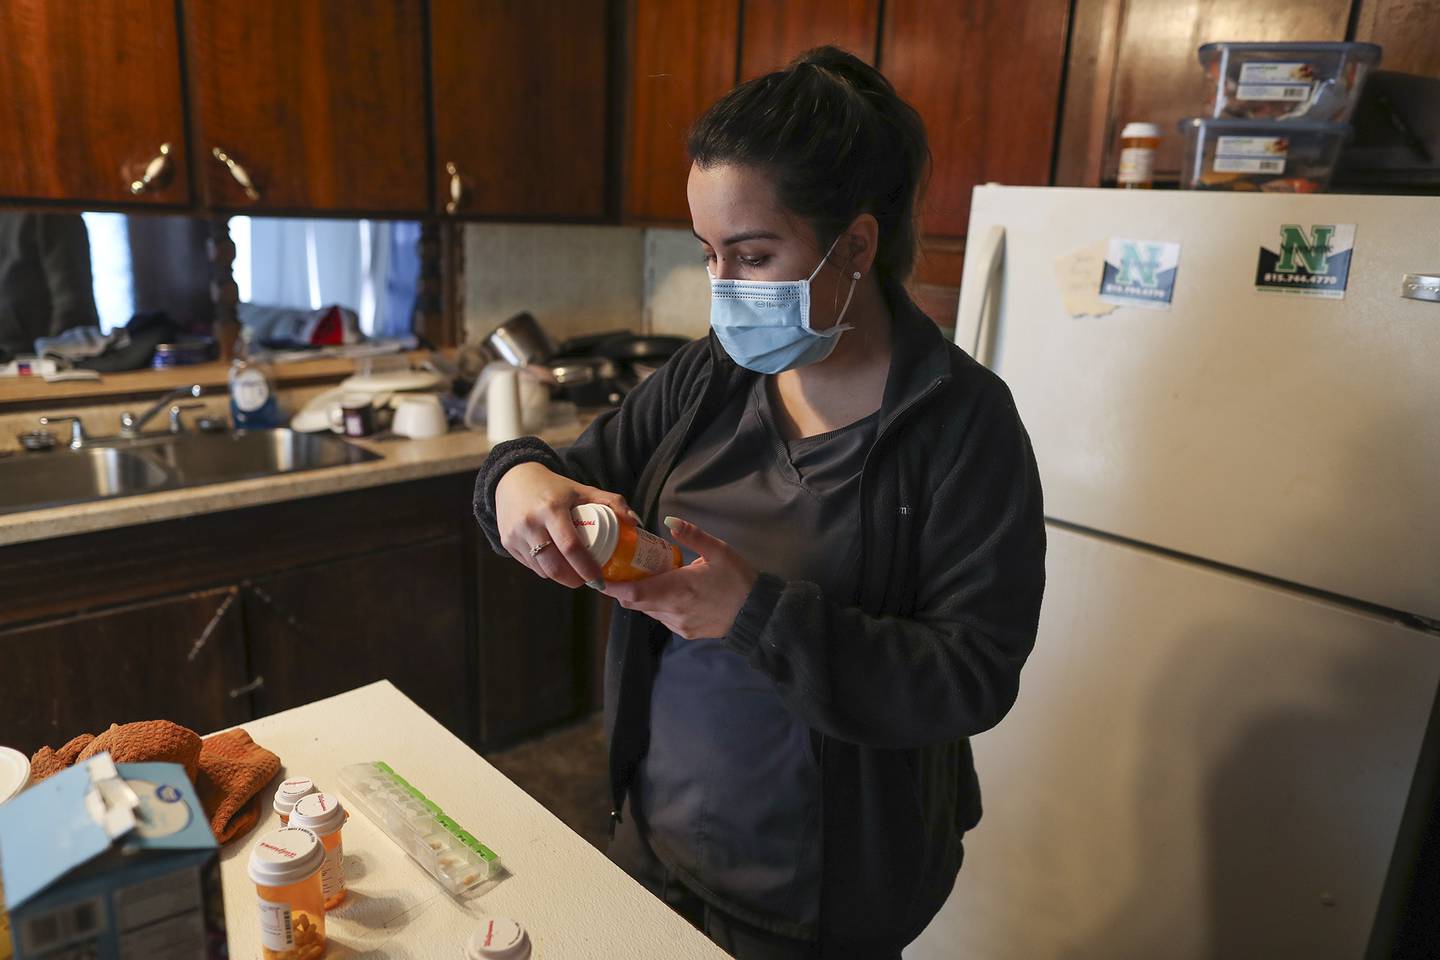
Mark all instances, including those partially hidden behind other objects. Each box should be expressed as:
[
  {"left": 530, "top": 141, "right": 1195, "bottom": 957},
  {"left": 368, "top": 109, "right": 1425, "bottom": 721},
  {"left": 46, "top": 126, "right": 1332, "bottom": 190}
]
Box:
[{"left": 338, "top": 761, "right": 501, "bottom": 896}]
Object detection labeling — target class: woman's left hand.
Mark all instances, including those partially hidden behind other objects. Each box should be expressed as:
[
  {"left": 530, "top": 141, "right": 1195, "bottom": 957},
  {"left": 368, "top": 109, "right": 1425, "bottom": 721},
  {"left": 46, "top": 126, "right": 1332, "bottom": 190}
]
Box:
[{"left": 601, "top": 516, "right": 758, "bottom": 640}]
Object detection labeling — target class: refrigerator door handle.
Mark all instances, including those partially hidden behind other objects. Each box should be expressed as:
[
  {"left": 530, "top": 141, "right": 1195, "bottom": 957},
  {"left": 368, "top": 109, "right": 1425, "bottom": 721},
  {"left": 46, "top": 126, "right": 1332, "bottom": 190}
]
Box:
[{"left": 954, "top": 224, "right": 1006, "bottom": 367}]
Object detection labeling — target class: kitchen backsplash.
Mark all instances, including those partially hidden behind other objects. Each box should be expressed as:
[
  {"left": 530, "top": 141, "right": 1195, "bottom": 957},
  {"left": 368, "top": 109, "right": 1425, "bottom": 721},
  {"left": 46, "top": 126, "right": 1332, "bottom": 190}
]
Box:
[{"left": 461, "top": 223, "right": 711, "bottom": 347}]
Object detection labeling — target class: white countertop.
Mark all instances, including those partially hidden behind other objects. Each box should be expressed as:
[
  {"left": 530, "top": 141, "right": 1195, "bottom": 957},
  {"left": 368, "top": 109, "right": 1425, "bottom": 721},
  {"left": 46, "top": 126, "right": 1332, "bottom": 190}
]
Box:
[
  {"left": 218, "top": 681, "right": 727, "bottom": 960},
  {"left": 0, "top": 421, "right": 589, "bottom": 548}
]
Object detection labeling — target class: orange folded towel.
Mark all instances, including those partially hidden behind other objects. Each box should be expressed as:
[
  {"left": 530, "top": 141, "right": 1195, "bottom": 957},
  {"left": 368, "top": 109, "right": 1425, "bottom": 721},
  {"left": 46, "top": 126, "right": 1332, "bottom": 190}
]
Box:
[{"left": 29, "top": 720, "right": 280, "bottom": 844}]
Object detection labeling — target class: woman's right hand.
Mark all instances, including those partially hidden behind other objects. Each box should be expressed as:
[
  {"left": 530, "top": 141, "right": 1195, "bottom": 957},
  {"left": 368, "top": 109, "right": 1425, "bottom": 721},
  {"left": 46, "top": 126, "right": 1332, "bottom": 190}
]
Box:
[{"left": 495, "top": 462, "right": 638, "bottom": 589}]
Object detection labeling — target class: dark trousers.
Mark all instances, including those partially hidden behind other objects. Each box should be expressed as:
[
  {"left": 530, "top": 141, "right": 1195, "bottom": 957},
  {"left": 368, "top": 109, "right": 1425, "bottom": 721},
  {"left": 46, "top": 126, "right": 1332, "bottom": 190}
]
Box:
[{"left": 608, "top": 809, "right": 823, "bottom": 960}]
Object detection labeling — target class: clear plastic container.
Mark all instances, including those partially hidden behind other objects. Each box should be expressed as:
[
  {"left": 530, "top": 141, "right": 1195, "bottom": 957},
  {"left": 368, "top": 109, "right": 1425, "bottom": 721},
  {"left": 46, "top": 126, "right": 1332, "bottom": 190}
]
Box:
[
  {"left": 1199, "top": 41, "right": 1381, "bottom": 123},
  {"left": 337, "top": 761, "right": 501, "bottom": 898},
  {"left": 1179, "top": 118, "right": 1349, "bottom": 192},
  {"left": 248, "top": 827, "right": 327, "bottom": 960},
  {"left": 288, "top": 792, "right": 349, "bottom": 909}
]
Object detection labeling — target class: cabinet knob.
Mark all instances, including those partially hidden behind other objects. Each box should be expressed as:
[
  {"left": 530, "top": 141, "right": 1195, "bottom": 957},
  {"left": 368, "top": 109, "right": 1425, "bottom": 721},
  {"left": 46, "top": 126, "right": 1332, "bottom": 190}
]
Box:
[
  {"left": 129, "top": 143, "right": 174, "bottom": 195},
  {"left": 446, "top": 161, "right": 467, "bottom": 214},
  {"left": 212, "top": 146, "right": 261, "bottom": 201}
]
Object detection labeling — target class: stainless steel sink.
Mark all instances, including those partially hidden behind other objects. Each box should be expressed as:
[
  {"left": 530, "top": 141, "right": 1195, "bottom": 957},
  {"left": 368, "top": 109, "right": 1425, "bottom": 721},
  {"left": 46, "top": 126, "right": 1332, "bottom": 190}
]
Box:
[
  {"left": 0, "top": 447, "right": 172, "bottom": 514},
  {"left": 0, "top": 429, "right": 381, "bottom": 515},
  {"left": 133, "top": 429, "right": 380, "bottom": 484}
]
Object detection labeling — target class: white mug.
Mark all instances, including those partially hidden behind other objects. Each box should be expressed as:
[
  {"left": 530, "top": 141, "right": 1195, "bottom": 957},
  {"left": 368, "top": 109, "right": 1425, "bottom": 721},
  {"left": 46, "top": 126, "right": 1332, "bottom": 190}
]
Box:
[
  {"left": 487, "top": 367, "right": 525, "bottom": 444},
  {"left": 392, "top": 394, "right": 448, "bottom": 439}
]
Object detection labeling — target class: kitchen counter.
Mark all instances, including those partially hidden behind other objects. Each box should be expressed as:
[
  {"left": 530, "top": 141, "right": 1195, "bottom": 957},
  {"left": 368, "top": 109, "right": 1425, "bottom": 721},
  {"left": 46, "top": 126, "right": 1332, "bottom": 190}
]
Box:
[
  {"left": 218, "top": 680, "right": 728, "bottom": 959},
  {"left": 0, "top": 419, "right": 591, "bottom": 548}
]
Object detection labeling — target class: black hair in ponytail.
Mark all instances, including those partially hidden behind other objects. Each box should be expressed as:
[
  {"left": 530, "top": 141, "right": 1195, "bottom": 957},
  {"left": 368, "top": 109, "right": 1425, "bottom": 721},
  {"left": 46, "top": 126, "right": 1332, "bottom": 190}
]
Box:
[{"left": 687, "top": 46, "right": 930, "bottom": 298}]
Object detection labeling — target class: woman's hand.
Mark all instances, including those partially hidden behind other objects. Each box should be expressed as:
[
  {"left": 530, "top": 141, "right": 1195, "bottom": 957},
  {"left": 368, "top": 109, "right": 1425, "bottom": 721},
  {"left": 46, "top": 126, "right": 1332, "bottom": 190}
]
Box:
[
  {"left": 602, "top": 516, "right": 758, "bottom": 640},
  {"left": 495, "top": 462, "right": 638, "bottom": 589}
]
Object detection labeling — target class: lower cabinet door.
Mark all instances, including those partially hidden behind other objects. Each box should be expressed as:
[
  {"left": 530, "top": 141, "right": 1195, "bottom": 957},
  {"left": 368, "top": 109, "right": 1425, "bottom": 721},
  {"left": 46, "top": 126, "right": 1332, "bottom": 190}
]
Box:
[
  {"left": 0, "top": 587, "right": 250, "bottom": 755},
  {"left": 242, "top": 536, "right": 471, "bottom": 742}
]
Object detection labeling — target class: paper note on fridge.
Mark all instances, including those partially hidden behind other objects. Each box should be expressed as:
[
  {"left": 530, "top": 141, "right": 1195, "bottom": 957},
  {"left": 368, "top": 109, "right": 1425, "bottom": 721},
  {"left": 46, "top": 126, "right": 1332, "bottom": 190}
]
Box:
[
  {"left": 1053, "top": 240, "right": 1118, "bottom": 318},
  {"left": 1098, "top": 238, "right": 1181, "bottom": 310}
]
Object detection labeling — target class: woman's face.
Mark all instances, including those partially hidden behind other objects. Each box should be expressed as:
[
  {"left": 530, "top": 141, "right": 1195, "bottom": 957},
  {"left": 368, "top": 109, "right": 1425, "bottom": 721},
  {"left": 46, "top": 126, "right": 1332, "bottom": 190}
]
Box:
[{"left": 687, "top": 162, "right": 856, "bottom": 331}]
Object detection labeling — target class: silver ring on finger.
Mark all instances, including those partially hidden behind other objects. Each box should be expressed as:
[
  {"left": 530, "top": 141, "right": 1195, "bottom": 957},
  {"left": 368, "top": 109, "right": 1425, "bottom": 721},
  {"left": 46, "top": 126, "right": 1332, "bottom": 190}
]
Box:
[{"left": 530, "top": 540, "right": 553, "bottom": 558}]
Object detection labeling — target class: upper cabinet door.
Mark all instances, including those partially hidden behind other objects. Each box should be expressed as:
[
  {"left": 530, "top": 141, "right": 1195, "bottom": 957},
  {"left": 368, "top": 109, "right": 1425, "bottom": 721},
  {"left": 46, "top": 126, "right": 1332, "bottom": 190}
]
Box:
[
  {"left": 880, "top": 0, "right": 1069, "bottom": 238},
  {"left": 0, "top": 0, "right": 190, "bottom": 206},
  {"left": 623, "top": 0, "right": 739, "bottom": 224},
  {"left": 183, "top": 0, "right": 428, "bottom": 214},
  {"left": 739, "top": 0, "right": 879, "bottom": 80},
  {"left": 431, "top": 0, "right": 609, "bottom": 220}
]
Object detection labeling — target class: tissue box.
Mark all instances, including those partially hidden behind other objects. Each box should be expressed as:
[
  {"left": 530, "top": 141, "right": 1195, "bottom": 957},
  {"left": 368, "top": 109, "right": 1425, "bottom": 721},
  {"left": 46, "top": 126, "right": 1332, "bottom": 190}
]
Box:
[{"left": 0, "top": 754, "right": 226, "bottom": 960}]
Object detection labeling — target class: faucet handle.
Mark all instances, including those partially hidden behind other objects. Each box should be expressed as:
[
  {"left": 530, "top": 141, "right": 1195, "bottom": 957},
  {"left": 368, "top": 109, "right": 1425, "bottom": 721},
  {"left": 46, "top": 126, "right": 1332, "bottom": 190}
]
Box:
[
  {"left": 38, "top": 415, "right": 86, "bottom": 449},
  {"left": 168, "top": 402, "right": 206, "bottom": 434}
]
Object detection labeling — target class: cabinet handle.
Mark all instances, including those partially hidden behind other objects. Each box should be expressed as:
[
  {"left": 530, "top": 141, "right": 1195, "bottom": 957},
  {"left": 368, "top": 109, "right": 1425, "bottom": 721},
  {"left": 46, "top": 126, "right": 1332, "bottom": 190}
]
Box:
[
  {"left": 229, "top": 675, "right": 265, "bottom": 698},
  {"left": 211, "top": 146, "right": 261, "bottom": 201},
  {"left": 445, "top": 161, "right": 466, "bottom": 214},
  {"left": 129, "top": 143, "right": 174, "bottom": 195}
]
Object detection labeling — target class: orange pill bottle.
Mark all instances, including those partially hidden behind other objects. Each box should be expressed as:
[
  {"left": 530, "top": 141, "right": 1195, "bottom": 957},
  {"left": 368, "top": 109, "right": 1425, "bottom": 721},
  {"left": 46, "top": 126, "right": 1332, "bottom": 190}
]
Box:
[
  {"left": 248, "top": 827, "right": 327, "bottom": 960},
  {"left": 1117, "top": 122, "right": 1161, "bottom": 188},
  {"left": 570, "top": 503, "right": 681, "bottom": 583},
  {"left": 273, "top": 776, "right": 318, "bottom": 825},
  {"left": 288, "top": 792, "right": 348, "bottom": 908}
]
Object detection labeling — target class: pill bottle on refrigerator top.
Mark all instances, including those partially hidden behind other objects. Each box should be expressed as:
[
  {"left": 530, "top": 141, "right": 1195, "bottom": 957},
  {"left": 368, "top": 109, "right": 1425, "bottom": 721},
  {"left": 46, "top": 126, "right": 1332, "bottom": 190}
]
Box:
[
  {"left": 288, "top": 792, "right": 348, "bottom": 908},
  {"left": 570, "top": 503, "right": 682, "bottom": 583},
  {"left": 248, "top": 827, "right": 327, "bottom": 960},
  {"left": 1117, "top": 122, "right": 1161, "bottom": 188},
  {"left": 464, "top": 916, "right": 532, "bottom": 960},
  {"left": 273, "top": 777, "right": 319, "bottom": 825}
]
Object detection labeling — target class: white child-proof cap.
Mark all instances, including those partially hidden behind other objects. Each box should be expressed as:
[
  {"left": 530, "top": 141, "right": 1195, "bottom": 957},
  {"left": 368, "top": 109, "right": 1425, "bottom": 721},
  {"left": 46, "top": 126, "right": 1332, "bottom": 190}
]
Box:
[
  {"left": 570, "top": 503, "right": 619, "bottom": 566},
  {"left": 248, "top": 827, "right": 325, "bottom": 887},
  {"left": 1121, "top": 122, "right": 1161, "bottom": 139},
  {"left": 273, "top": 776, "right": 319, "bottom": 819},
  {"left": 289, "top": 791, "right": 346, "bottom": 836},
  {"left": 464, "top": 916, "right": 531, "bottom": 960}
]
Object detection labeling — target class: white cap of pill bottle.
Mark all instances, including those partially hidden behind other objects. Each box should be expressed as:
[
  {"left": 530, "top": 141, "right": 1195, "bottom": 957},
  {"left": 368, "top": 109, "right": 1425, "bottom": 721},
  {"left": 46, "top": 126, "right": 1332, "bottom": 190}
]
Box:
[{"left": 464, "top": 915, "right": 531, "bottom": 960}]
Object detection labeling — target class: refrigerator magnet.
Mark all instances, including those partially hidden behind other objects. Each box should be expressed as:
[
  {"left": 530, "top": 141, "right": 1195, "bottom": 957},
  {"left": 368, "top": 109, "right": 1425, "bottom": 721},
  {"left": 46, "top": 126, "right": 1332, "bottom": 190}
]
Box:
[
  {"left": 1098, "top": 239, "right": 1181, "bottom": 310},
  {"left": 1255, "top": 223, "right": 1355, "bottom": 299}
]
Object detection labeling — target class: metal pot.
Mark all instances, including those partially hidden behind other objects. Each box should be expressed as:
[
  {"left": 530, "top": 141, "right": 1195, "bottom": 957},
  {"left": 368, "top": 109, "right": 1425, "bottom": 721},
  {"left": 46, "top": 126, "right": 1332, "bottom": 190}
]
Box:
[{"left": 483, "top": 312, "right": 556, "bottom": 367}]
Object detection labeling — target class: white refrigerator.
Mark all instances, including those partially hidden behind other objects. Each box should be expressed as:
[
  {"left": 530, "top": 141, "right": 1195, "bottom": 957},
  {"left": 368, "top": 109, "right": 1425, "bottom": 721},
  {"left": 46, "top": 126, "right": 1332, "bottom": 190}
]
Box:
[{"left": 906, "top": 187, "right": 1440, "bottom": 959}]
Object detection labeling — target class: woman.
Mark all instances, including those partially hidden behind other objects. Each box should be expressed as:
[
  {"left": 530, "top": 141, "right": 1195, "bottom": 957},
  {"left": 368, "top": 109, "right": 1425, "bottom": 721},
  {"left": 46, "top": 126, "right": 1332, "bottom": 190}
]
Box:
[{"left": 474, "top": 47, "right": 1045, "bottom": 959}]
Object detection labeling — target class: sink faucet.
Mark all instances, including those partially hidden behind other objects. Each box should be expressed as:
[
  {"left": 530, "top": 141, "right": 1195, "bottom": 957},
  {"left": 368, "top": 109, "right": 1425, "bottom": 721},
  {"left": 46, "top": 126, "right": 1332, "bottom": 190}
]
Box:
[
  {"left": 38, "top": 415, "right": 86, "bottom": 449},
  {"left": 120, "top": 384, "right": 202, "bottom": 438}
]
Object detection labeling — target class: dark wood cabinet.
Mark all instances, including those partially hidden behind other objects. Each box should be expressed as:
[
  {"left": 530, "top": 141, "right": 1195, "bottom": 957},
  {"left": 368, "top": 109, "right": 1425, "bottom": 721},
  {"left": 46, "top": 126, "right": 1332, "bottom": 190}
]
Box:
[
  {"left": 431, "top": 0, "right": 610, "bottom": 220},
  {"left": 0, "top": 472, "right": 598, "bottom": 756},
  {"left": 739, "top": 0, "right": 879, "bottom": 80},
  {"left": 474, "top": 545, "right": 583, "bottom": 746},
  {"left": 243, "top": 537, "right": 471, "bottom": 740},
  {"left": 1352, "top": 0, "right": 1440, "bottom": 78},
  {"left": 0, "top": 0, "right": 191, "bottom": 206},
  {"left": 182, "top": 0, "right": 429, "bottom": 213},
  {"left": 622, "top": 0, "right": 740, "bottom": 224},
  {"left": 0, "top": 588, "right": 248, "bottom": 755},
  {"left": 879, "top": 0, "right": 1069, "bottom": 239}
]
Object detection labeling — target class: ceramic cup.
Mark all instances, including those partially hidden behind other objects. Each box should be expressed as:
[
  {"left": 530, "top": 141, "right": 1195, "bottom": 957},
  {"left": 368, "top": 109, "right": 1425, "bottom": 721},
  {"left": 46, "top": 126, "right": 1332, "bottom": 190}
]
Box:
[{"left": 392, "top": 394, "right": 448, "bottom": 439}]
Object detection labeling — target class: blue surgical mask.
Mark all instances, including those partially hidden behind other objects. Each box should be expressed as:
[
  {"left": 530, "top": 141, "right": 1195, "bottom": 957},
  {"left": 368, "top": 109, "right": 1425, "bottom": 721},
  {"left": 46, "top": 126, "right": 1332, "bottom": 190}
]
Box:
[{"left": 708, "top": 237, "right": 861, "bottom": 374}]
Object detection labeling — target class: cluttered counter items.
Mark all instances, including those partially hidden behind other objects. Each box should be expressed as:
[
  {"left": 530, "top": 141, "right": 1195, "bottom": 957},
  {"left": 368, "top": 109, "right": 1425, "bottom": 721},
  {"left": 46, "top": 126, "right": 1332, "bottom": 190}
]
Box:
[{"left": 0, "top": 681, "right": 729, "bottom": 960}]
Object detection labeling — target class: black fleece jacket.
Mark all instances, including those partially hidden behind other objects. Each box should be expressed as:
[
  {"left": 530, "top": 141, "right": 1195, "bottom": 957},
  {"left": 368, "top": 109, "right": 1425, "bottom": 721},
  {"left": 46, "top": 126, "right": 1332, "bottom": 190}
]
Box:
[{"left": 473, "top": 291, "right": 1046, "bottom": 955}]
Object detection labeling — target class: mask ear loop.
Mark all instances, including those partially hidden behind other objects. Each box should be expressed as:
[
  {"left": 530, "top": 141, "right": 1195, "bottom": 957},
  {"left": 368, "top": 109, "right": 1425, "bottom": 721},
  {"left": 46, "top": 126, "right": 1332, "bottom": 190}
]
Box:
[{"left": 830, "top": 270, "right": 862, "bottom": 332}]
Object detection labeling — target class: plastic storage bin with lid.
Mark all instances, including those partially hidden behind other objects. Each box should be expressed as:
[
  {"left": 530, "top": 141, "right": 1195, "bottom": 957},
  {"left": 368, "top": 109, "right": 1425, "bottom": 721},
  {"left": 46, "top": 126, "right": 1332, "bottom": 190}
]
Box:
[
  {"left": 1178, "top": 118, "right": 1350, "bottom": 192},
  {"left": 1199, "top": 41, "right": 1381, "bottom": 123}
]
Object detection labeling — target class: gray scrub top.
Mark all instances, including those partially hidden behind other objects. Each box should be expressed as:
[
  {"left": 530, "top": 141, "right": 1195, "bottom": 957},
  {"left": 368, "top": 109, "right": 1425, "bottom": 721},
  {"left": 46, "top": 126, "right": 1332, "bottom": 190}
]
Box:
[{"left": 638, "top": 376, "right": 877, "bottom": 937}]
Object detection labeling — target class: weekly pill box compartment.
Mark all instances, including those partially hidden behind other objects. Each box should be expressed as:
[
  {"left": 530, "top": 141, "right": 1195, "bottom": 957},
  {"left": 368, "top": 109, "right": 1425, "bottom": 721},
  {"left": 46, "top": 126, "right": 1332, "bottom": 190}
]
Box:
[
  {"left": 338, "top": 761, "right": 500, "bottom": 896},
  {"left": 1198, "top": 41, "right": 1381, "bottom": 123},
  {"left": 1178, "top": 118, "right": 1350, "bottom": 192}
]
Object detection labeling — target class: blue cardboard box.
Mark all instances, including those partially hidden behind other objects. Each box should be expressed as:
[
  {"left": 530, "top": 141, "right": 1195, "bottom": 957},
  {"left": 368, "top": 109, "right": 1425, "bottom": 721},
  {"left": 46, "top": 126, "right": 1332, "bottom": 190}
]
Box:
[{"left": 0, "top": 754, "right": 226, "bottom": 959}]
